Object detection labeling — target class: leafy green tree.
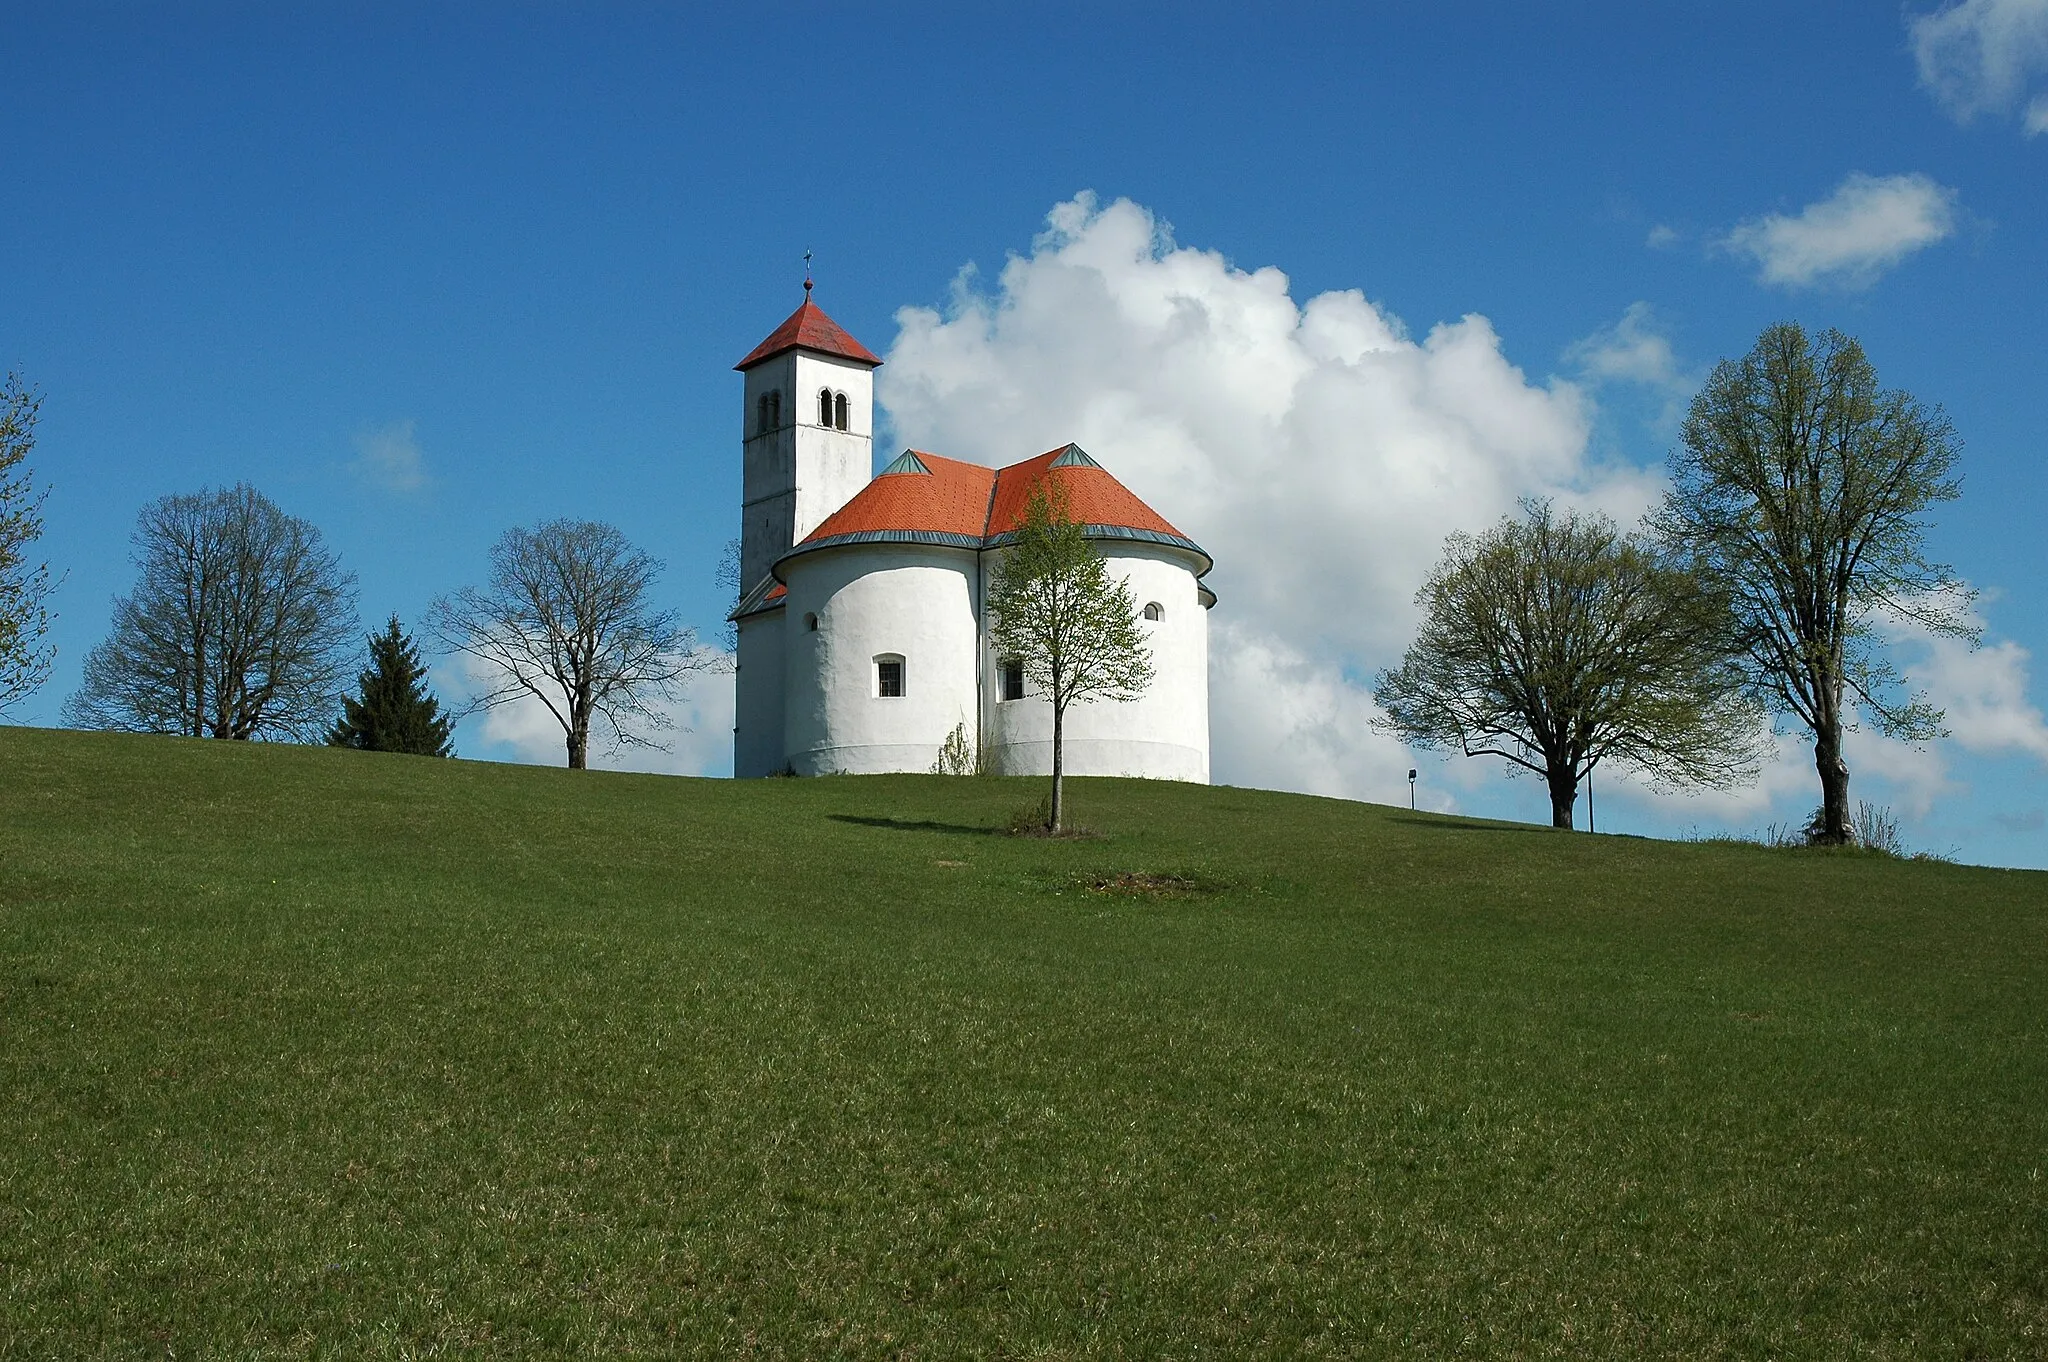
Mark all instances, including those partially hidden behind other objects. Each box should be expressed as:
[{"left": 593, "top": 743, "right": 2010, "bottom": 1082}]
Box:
[
  {"left": 1375, "top": 499, "right": 1764, "bottom": 829},
  {"left": 1652, "top": 323, "right": 1975, "bottom": 845},
  {"left": 0, "top": 373, "right": 57, "bottom": 714},
  {"left": 66, "top": 484, "right": 358, "bottom": 740},
  {"left": 329, "top": 616, "right": 455, "bottom": 756},
  {"left": 986, "top": 481, "right": 1154, "bottom": 833}
]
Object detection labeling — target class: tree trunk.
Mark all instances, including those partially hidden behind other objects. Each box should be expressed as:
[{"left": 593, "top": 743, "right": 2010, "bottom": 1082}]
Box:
[
  {"left": 567, "top": 721, "right": 589, "bottom": 770},
  {"left": 1049, "top": 700, "right": 1064, "bottom": 834},
  {"left": 1546, "top": 763, "right": 1578, "bottom": 830},
  {"left": 1814, "top": 724, "right": 1851, "bottom": 845}
]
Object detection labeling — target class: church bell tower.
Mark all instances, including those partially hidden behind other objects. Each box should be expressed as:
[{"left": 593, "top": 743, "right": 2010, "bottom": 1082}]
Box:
[{"left": 732, "top": 279, "right": 882, "bottom": 593}]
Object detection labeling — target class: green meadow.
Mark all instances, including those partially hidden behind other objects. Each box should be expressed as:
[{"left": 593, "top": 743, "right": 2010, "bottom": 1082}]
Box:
[{"left": 1, "top": 725, "right": 2044, "bottom": 1358}]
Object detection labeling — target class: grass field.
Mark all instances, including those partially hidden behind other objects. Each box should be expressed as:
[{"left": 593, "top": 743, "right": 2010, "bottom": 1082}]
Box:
[{"left": 2, "top": 725, "right": 2045, "bottom": 1358}]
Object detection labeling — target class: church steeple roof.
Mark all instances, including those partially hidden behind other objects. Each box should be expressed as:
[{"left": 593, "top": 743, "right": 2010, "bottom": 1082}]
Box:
[{"left": 734, "top": 295, "right": 884, "bottom": 371}]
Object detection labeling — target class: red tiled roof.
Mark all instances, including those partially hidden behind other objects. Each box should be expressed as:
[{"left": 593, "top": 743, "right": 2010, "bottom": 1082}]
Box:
[
  {"left": 788, "top": 443, "right": 1202, "bottom": 567},
  {"left": 734, "top": 297, "right": 883, "bottom": 371},
  {"left": 803, "top": 450, "right": 998, "bottom": 544},
  {"left": 986, "top": 447, "right": 1187, "bottom": 541}
]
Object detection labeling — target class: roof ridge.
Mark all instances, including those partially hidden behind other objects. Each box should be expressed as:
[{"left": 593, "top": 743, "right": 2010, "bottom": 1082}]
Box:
[{"left": 979, "top": 459, "right": 1004, "bottom": 536}]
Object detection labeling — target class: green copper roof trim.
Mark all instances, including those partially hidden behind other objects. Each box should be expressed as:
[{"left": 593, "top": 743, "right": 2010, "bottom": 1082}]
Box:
[
  {"left": 1049, "top": 443, "right": 1100, "bottom": 469},
  {"left": 878, "top": 450, "right": 932, "bottom": 476}
]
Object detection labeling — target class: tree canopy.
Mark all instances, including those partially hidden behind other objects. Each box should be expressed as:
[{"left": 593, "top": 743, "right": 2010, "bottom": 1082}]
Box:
[
  {"left": 1375, "top": 499, "right": 1764, "bottom": 829},
  {"left": 428, "top": 519, "right": 707, "bottom": 769},
  {"left": 1652, "top": 322, "right": 1975, "bottom": 844},
  {"left": 66, "top": 484, "right": 358, "bottom": 740},
  {"left": 329, "top": 615, "right": 456, "bottom": 756},
  {"left": 986, "top": 481, "right": 1153, "bottom": 833}
]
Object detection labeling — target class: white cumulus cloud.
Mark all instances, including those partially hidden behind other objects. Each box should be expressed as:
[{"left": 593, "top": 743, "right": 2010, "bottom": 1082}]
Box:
[
  {"left": 1565, "top": 302, "right": 1698, "bottom": 441},
  {"left": 1900, "top": 612, "right": 2048, "bottom": 764},
  {"left": 1566, "top": 301, "right": 1682, "bottom": 389},
  {"left": 352, "top": 418, "right": 427, "bottom": 493},
  {"left": 1719, "top": 173, "right": 1959, "bottom": 289},
  {"left": 877, "top": 193, "right": 1660, "bottom": 803},
  {"left": 1910, "top": 0, "right": 2048, "bottom": 132},
  {"left": 870, "top": 194, "right": 2048, "bottom": 845}
]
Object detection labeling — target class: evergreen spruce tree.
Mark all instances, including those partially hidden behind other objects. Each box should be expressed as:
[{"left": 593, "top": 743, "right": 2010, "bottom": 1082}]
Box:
[{"left": 329, "top": 616, "right": 456, "bottom": 756}]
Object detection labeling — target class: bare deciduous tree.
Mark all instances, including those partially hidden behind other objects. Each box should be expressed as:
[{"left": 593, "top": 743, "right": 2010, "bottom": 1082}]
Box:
[
  {"left": 714, "top": 536, "right": 741, "bottom": 653},
  {"left": 987, "top": 482, "right": 1154, "bottom": 833},
  {"left": 1652, "top": 323, "right": 1976, "bottom": 845},
  {"left": 0, "top": 373, "right": 58, "bottom": 713},
  {"left": 1375, "top": 499, "right": 1765, "bottom": 829},
  {"left": 66, "top": 484, "right": 359, "bottom": 740},
  {"left": 429, "top": 519, "right": 707, "bottom": 769}
]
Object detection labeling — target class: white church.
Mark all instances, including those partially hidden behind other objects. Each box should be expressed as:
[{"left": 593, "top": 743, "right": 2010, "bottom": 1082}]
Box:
[{"left": 729, "top": 287, "right": 1215, "bottom": 781}]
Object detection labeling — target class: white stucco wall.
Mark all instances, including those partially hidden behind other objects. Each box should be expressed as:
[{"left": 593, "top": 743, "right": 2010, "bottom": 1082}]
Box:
[
  {"left": 781, "top": 545, "right": 982, "bottom": 776},
  {"left": 732, "top": 612, "right": 788, "bottom": 777},
  {"left": 982, "top": 544, "right": 1210, "bottom": 783}
]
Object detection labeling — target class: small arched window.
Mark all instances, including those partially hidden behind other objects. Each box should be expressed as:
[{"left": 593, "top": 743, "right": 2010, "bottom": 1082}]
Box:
[
  {"left": 1142, "top": 601, "right": 1164, "bottom": 622},
  {"left": 833, "top": 391, "right": 849, "bottom": 431},
  {"left": 758, "top": 390, "right": 782, "bottom": 435},
  {"left": 875, "top": 654, "right": 906, "bottom": 698},
  {"left": 818, "top": 388, "right": 834, "bottom": 426}
]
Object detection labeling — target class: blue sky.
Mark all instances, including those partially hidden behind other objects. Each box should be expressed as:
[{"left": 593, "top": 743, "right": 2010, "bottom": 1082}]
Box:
[{"left": 5, "top": 3, "right": 2046, "bottom": 865}]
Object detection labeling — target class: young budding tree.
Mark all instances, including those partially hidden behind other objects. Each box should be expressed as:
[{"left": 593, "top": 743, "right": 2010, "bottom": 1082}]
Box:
[
  {"left": 429, "top": 519, "right": 707, "bottom": 769},
  {"left": 986, "top": 482, "right": 1153, "bottom": 834},
  {"left": 1652, "top": 323, "right": 1975, "bottom": 845},
  {"left": 1375, "top": 499, "right": 1764, "bottom": 829},
  {"left": 329, "top": 615, "right": 456, "bottom": 756},
  {"left": 0, "top": 374, "right": 57, "bottom": 714}
]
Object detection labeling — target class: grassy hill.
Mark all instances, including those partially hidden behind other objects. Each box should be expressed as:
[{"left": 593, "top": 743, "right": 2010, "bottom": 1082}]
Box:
[{"left": 2, "top": 726, "right": 2044, "bottom": 1358}]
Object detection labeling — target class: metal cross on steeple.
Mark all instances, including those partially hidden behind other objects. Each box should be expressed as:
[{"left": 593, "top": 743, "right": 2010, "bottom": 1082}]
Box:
[{"left": 803, "top": 250, "right": 813, "bottom": 295}]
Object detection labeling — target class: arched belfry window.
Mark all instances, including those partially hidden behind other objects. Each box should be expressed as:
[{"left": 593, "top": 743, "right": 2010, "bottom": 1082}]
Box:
[
  {"left": 1142, "top": 601, "right": 1164, "bottom": 622},
  {"left": 757, "top": 390, "right": 781, "bottom": 436},
  {"left": 833, "top": 391, "right": 849, "bottom": 431},
  {"left": 818, "top": 388, "right": 834, "bottom": 426}
]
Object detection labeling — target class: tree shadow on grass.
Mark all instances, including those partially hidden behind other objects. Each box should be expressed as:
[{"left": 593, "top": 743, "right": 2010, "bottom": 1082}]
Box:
[
  {"left": 1386, "top": 814, "right": 1549, "bottom": 834},
  {"left": 828, "top": 814, "right": 1004, "bottom": 837}
]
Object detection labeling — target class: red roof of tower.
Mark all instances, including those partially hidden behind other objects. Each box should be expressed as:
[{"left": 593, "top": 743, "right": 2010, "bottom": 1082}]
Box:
[{"left": 734, "top": 297, "right": 883, "bottom": 371}]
